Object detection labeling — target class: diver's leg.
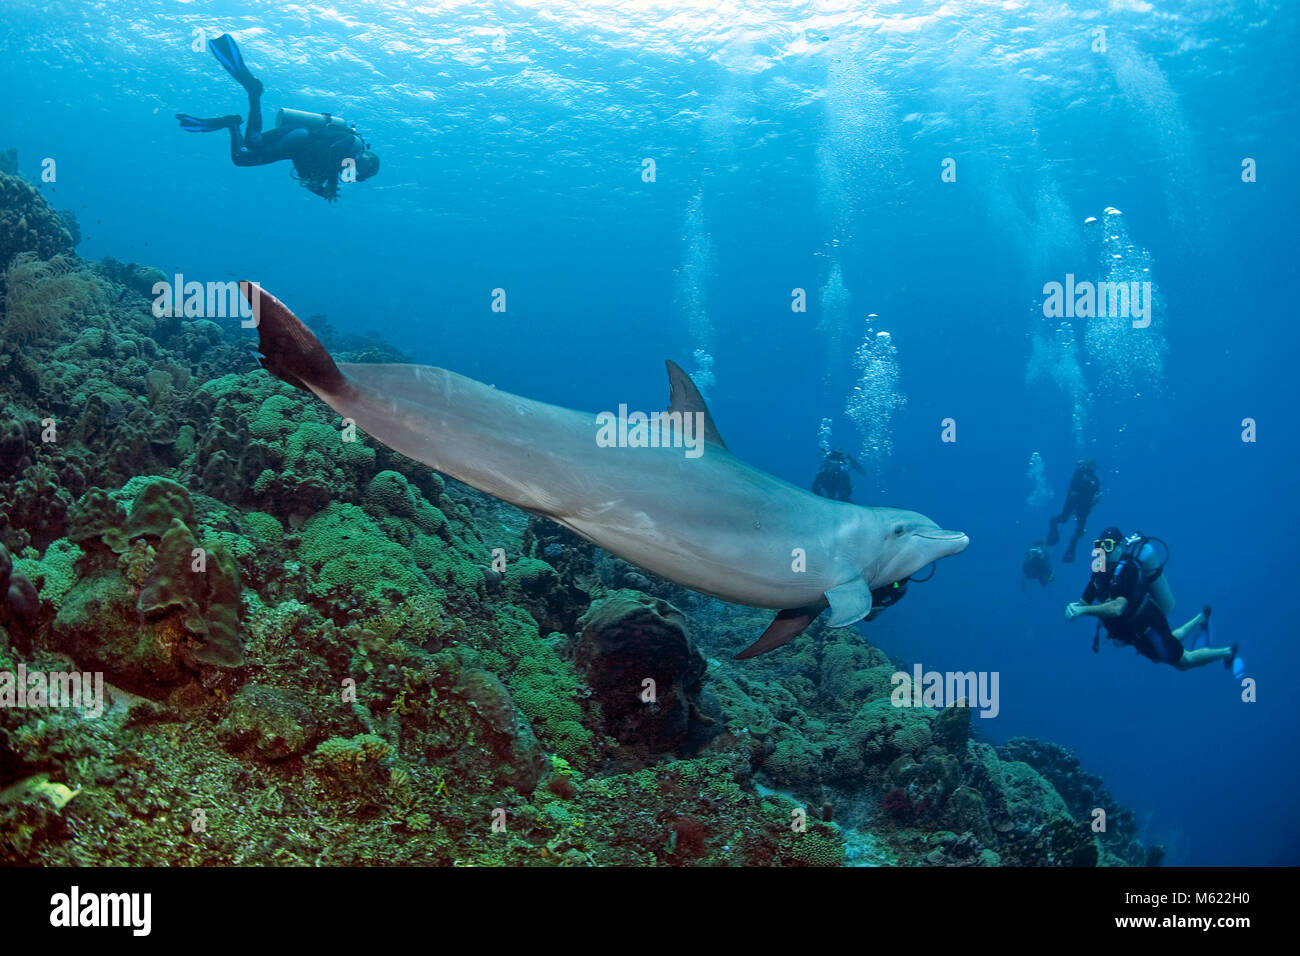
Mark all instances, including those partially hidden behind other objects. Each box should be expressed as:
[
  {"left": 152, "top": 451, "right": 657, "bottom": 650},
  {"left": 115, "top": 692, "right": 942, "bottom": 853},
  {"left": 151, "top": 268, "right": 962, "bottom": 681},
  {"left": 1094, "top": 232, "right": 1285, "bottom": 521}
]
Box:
[
  {"left": 252, "top": 127, "right": 307, "bottom": 163},
  {"left": 1172, "top": 611, "right": 1205, "bottom": 642},
  {"left": 1062, "top": 524, "right": 1082, "bottom": 563},
  {"left": 1046, "top": 513, "right": 1063, "bottom": 546},
  {"left": 227, "top": 85, "right": 273, "bottom": 166},
  {"left": 226, "top": 120, "right": 246, "bottom": 164},
  {"left": 245, "top": 84, "right": 264, "bottom": 147},
  {"left": 1174, "top": 646, "right": 1232, "bottom": 671}
]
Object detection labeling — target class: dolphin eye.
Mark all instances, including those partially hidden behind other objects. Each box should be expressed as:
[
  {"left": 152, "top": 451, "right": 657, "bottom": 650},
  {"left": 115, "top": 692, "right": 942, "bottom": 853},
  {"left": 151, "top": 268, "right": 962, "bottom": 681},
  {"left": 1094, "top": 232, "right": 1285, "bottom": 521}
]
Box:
[{"left": 892, "top": 524, "right": 904, "bottom": 536}]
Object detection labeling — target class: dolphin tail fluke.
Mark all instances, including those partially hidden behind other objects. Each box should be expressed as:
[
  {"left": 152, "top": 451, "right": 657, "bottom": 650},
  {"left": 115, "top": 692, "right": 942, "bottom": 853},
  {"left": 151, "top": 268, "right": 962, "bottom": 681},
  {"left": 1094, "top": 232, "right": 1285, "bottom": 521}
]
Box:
[
  {"left": 240, "top": 282, "right": 348, "bottom": 396},
  {"left": 734, "top": 604, "right": 825, "bottom": 660}
]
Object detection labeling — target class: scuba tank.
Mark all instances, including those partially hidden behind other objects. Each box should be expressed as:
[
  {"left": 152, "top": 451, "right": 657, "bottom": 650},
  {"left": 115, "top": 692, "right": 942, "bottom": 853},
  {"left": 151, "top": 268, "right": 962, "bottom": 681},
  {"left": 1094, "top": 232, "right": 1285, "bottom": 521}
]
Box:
[
  {"left": 1091, "top": 531, "right": 1172, "bottom": 652},
  {"left": 276, "top": 108, "right": 351, "bottom": 132}
]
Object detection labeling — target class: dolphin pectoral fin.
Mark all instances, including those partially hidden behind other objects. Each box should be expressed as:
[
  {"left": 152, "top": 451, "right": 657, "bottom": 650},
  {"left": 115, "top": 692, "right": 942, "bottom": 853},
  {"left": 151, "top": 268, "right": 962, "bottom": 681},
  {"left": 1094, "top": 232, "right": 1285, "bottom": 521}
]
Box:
[
  {"left": 824, "top": 577, "right": 873, "bottom": 627},
  {"left": 664, "top": 359, "right": 727, "bottom": 448},
  {"left": 734, "top": 604, "right": 826, "bottom": 660}
]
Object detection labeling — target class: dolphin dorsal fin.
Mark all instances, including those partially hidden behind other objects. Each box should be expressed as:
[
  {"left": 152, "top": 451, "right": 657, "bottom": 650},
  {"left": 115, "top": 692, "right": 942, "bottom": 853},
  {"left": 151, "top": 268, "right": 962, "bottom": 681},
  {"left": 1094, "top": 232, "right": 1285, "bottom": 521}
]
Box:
[{"left": 665, "top": 360, "right": 727, "bottom": 449}]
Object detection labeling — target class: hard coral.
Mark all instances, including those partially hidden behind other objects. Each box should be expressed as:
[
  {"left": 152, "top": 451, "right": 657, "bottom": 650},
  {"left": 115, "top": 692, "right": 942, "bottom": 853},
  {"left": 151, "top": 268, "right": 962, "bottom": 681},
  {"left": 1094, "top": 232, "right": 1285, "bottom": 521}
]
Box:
[
  {"left": 136, "top": 518, "right": 244, "bottom": 669},
  {"left": 788, "top": 827, "right": 846, "bottom": 867},
  {"left": 0, "top": 170, "right": 75, "bottom": 271}
]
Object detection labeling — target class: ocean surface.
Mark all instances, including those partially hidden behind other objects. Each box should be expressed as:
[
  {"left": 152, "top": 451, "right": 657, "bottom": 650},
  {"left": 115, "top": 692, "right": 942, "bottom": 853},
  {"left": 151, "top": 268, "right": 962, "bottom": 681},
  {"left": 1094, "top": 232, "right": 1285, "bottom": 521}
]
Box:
[{"left": 2, "top": 0, "right": 1296, "bottom": 865}]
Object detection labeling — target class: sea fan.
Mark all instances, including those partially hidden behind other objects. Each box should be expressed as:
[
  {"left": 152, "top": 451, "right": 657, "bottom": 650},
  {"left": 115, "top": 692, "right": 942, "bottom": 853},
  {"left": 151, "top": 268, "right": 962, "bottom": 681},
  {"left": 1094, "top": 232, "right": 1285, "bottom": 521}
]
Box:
[{"left": 1, "top": 252, "right": 99, "bottom": 345}]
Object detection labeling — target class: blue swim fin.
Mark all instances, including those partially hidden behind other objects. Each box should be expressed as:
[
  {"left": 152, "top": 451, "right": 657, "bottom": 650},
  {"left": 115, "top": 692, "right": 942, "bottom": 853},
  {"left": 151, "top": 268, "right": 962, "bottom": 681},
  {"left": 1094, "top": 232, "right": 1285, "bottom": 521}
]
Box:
[
  {"left": 176, "top": 113, "right": 240, "bottom": 132},
  {"left": 208, "top": 34, "right": 261, "bottom": 93},
  {"left": 1226, "top": 640, "right": 1244, "bottom": 679}
]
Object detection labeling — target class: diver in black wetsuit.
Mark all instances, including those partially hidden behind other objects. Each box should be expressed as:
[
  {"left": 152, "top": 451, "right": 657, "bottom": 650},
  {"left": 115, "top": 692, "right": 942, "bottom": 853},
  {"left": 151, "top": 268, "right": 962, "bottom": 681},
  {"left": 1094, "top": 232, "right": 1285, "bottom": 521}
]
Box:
[
  {"left": 177, "top": 34, "right": 379, "bottom": 202},
  {"left": 1046, "top": 459, "right": 1101, "bottom": 563},
  {"left": 812, "top": 449, "right": 865, "bottom": 502},
  {"left": 1065, "top": 526, "right": 1240, "bottom": 674},
  {"left": 1021, "top": 542, "right": 1054, "bottom": 589}
]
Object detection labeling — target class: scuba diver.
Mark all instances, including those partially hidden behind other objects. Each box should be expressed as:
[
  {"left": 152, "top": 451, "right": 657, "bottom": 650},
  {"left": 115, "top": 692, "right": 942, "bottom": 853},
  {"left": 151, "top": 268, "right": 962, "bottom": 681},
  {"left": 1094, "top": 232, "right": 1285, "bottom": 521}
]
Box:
[
  {"left": 866, "top": 578, "right": 911, "bottom": 621},
  {"left": 176, "top": 34, "right": 379, "bottom": 202},
  {"left": 1064, "top": 526, "right": 1243, "bottom": 676},
  {"left": 1046, "top": 459, "right": 1101, "bottom": 563},
  {"left": 1022, "top": 542, "right": 1054, "bottom": 589},
  {"left": 812, "top": 448, "right": 866, "bottom": 502}
]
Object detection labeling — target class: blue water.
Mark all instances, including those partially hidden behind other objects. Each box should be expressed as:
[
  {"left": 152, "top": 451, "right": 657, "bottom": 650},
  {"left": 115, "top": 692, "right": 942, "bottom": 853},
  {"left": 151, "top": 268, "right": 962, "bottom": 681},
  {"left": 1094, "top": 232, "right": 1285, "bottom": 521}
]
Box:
[{"left": 3, "top": 0, "right": 1296, "bottom": 865}]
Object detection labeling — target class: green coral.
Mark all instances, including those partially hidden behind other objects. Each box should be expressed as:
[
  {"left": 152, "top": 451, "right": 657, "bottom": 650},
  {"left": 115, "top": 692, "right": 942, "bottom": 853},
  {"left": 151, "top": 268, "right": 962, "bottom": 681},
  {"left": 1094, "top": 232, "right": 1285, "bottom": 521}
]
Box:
[
  {"left": 355, "top": 471, "right": 481, "bottom": 592},
  {"left": 285, "top": 421, "right": 374, "bottom": 473},
  {"left": 764, "top": 736, "right": 826, "bottom": 791},
  {"left": 248, "top": 393, "right": 302, "bottom": 441},
  {"left": 837, "top": 698, "right": 934, "bottom": 772},
  {"left": 13, "top": 538, "right": 82, "bottom": 607},
  {"left": 123, "top": 477, "right": 193, "bottom": 539},
  {"left": 53, "top": 570, "right": 186, "bottom": 690},
  {"left": 217, "top": 684, "right": 319, "bottom": 761},
  {"left": 242, "top": 511, "right": 283, "bottom": 545},
  {"left": 414, "top": 532, "right": 482, "bottom": 591},
  {"left": 299, "top": 502, "right": 429, "bottom": 604},
  {"left": 0, "top": 170, "right": 76, "bottom": 272},
  {"left": 312, "top": 734, "right": 393, "bottom": 778},
  {"left": 1000, "top": 760, "right": 1072, "bottom": 827},
  {"left": 481, "top": 604, "right": 594, "bottom": 767},
  {"left": 787, "top": 827, "right": 846, "bottom": 867},
  {"left": 136, "top": 518, "right": 244, "bottom": 668},
  {"left": 196, "top": 371, "right": 290, "bottom": 411},
  {"left": 363, "top": 471, "right": 422, "bottom": 522}
]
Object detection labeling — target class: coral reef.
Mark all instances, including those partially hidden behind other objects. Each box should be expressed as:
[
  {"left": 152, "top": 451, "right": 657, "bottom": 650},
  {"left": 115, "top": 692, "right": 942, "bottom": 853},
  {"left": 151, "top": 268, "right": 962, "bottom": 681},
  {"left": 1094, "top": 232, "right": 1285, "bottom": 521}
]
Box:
[
  {"left": 0, "top": 155, "right": 1158, "bottom": 867},
  {"left": 0, "top": 170, "right": 75, "bottom": 272},
  {"left": 574, "top": 590, "right": 711, "bottom": 757}
]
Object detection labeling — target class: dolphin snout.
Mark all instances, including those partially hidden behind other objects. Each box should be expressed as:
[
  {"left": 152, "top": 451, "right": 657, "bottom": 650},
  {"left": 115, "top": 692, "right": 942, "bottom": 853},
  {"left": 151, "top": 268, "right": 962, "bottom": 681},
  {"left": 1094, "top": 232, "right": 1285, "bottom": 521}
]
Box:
[{"left": 916, "top": 529, "right": 969, "bottom": 556}]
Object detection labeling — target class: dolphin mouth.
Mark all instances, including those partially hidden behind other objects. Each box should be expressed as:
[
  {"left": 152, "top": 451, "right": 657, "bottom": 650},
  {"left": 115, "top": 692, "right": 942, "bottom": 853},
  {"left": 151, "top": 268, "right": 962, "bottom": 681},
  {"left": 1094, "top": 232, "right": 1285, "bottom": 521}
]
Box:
[{"left": 915, "top": 529, "right": 970, "bottom": 554}]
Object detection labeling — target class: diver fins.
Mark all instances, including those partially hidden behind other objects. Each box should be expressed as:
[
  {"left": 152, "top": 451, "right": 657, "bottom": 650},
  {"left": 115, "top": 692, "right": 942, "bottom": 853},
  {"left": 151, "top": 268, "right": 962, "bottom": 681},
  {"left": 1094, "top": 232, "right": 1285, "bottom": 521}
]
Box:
[
  {"left": 176, "top": 113, "right": 241, "bottom": 132},
  {"left": 208, "top": 33, "right": 262, "bottom": 94},
  {"left": 1226, "top": 641, "right": 1244, "bottom": 679}
]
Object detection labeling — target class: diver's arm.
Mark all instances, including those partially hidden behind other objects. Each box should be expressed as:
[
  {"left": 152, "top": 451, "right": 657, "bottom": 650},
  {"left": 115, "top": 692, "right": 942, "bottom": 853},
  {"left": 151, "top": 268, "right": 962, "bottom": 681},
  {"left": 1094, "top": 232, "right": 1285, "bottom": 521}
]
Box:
[{"left": 1066, "top": 597, "right": 1126, "bottom": 620}]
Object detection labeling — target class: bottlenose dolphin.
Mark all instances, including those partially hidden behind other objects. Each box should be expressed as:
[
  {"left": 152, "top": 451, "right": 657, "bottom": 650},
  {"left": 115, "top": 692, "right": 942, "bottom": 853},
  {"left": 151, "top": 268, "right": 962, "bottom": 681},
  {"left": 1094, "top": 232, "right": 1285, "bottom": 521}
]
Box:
[{"left": 240, "top": 283, "right": 969, "bottom": 658}]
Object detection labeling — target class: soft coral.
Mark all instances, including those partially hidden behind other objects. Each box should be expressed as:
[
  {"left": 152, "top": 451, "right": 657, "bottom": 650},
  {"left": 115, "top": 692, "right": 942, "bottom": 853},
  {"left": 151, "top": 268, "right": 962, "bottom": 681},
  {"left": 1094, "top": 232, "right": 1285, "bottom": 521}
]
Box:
[{"left": 881, "top": 788, "right": 914, "bottom": 822}]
